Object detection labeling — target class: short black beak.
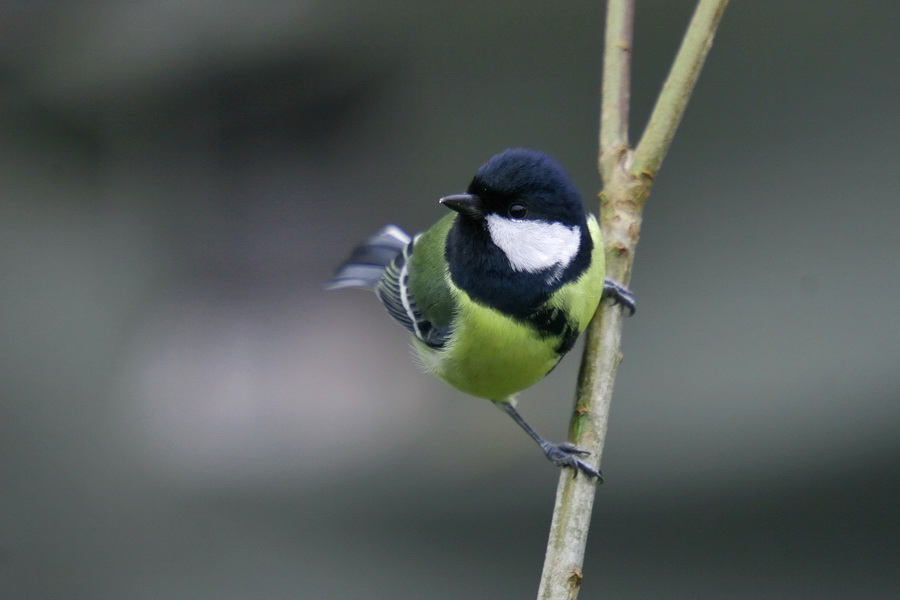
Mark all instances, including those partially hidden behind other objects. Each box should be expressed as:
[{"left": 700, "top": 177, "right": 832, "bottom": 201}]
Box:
[{"left": 439, "top": 193, "right": 484, "bottom": 218}]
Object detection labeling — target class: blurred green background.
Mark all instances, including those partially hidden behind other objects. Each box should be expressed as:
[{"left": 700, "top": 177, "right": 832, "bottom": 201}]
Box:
[{"left": 2, "top": 2, "right": 898, "bottom": 598}]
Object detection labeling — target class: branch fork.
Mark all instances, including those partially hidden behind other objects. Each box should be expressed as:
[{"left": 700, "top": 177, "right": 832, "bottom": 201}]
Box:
[{"left": 537, "top": 2, "right": 730, "bottom": 598}]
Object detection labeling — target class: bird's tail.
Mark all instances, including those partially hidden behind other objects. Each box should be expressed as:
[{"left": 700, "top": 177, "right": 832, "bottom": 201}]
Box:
[{"left": 327, "top": 224, "right": 412, "bottom": 290}]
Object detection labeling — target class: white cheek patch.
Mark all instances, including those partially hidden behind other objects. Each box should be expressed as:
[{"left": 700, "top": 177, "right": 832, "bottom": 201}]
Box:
[{"left": 485, "top": 214, "right": 581, "bottom": 277}]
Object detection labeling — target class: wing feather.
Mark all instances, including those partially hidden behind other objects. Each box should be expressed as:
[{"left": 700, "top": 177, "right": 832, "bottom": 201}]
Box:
[{"left": 376, "top": 233, "right": 451, "bottom": 349}]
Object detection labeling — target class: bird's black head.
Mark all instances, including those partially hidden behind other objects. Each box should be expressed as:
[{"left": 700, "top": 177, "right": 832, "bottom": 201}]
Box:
[
  {"left": 440, "top": 148, "right": 586, "bottom": 227},
  {"left": 441, "top": 149, "right": 593, "bottom": 338}
]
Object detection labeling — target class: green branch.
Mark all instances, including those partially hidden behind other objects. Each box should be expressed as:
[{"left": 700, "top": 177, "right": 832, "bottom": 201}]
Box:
[
  {"left": 598, "top": 0, "right": 634, "bottom": 183},
  {"left": 537, "top": 1, "right": 729, "bottom": 599},
  {"left": 632, "top": 0, "right": 730, "bottom": 184}
]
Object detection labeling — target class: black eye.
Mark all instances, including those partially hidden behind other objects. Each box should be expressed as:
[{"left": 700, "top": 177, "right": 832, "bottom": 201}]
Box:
[{"left": 508, "top": 203, "right": 528, "bottom": 218}]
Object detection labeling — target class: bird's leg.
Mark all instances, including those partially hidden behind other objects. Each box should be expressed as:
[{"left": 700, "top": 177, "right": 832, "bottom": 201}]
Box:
[
  {"left": 602, "top": 279, "right": 636, "bottom": 316},
  {"left": 493, "top": 401, "right": 603, "bottom": 481}
]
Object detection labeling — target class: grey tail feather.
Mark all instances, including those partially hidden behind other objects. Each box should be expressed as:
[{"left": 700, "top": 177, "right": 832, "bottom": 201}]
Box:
[{"left": 327, "top": 224, "right": 412, "bottom": 290}]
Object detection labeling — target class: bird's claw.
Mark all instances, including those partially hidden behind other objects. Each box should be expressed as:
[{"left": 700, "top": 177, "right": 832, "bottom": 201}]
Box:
[
  {"left": 602, "top": 279, "right": 636, "bottom": 316},
  {"left": 542, "top": 442, "right": 604, "bottom": 482}
]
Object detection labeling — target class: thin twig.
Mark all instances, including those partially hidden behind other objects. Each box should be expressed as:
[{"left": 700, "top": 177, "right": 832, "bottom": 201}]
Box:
[
  {"left": 598, "top": 0, "right": 634, "bottom": 184},
  {"left": 632, "top": 0, "right": 730, "bottom": 184},
  {"left": 537, "top": 2, "right": 729, "bottom": 599}
]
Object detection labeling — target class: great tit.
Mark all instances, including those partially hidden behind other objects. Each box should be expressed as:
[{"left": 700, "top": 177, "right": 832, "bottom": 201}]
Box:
[{"left": 330, "top": 148, "right": 633, "bottom": 479}]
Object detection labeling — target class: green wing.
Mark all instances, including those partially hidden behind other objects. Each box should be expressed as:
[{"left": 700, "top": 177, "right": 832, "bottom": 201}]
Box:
[{"left": 376, "top": 214, "right": 456, "bottom": 348}]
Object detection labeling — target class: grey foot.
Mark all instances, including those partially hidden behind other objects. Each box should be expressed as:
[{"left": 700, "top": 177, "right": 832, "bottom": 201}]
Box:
[
  {"left": 541, "top": 442, "right": 604, "bottom": 482},
  {"left": 602, "top": 279, "right": 636, "bottom": 316}
]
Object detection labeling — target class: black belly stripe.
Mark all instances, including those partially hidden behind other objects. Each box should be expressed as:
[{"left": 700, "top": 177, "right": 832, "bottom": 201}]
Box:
[
  {"left": 528, "top": 305, "right": 568, "bottom": 337},
  {"left": 526, "top": 305, "right": 580, "bottom": 355},
  {"left": 554, "top": 328, "right": 579, "bottom": 355}
]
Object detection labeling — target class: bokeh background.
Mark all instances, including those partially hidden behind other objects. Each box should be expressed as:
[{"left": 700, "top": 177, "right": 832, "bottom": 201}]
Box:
[{"left": 2, "top": 1, "right": 898, "bottom": 598}]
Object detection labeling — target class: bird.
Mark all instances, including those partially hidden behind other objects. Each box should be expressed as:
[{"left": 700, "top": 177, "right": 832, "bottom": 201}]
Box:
[{"left": 329, "top": 148, "right": 633, "bottom": 479}]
